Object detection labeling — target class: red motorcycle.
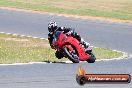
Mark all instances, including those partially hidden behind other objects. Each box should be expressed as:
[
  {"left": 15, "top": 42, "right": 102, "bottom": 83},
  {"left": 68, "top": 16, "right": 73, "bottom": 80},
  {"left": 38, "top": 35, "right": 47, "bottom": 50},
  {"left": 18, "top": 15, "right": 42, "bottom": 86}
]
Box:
[{"left": 52, "top": 31, "right": 96, "bottom": 63}]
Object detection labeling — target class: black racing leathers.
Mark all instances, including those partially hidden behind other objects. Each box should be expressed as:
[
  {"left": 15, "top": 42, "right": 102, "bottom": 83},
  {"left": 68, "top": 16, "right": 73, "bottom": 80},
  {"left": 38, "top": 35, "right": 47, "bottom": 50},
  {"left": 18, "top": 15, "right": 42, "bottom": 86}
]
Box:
[{"left": 48, "top": 27, "right": 81, "bottom": 49}]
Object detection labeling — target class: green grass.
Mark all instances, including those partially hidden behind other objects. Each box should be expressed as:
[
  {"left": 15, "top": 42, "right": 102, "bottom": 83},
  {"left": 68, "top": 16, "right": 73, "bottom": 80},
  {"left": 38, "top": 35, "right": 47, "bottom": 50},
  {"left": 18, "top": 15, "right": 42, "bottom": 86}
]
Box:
[
  {"left": 0, "top": 0, "right": 132, "bottom": 20},
  {"left": 0, "top": 33, "right": 123, "bottom": 64},
  {"left": 0, "top": 34, "right": 59, "bottom": 64},
  {"left": 93, "top": 48, "right": 122, "bottom": 60}
]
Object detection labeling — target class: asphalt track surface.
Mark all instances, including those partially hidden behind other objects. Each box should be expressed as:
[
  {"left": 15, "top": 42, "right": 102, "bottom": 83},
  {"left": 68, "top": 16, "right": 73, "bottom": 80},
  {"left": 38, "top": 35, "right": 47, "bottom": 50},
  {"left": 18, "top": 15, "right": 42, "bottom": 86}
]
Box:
[{"left": 0, "top": 9, "right": 132, "bottom": 88}]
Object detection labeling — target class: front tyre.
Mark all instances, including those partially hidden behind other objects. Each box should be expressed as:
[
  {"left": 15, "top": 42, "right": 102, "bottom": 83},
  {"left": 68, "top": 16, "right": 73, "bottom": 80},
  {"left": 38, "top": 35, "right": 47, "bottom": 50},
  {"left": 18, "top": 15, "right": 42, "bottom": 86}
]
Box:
[
  {"left": 63, "top": 47, "right": 79, "bottom": 63},
  {"left": 87, "top": 52, "right": 96, "bottom": 63}
]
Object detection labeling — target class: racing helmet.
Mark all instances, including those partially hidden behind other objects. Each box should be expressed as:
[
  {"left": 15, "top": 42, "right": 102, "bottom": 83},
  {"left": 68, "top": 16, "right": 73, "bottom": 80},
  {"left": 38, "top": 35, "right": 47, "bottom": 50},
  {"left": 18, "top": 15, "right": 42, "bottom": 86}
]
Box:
[{"left": 48, "top": 21, "right": 57, "bottom": 33}]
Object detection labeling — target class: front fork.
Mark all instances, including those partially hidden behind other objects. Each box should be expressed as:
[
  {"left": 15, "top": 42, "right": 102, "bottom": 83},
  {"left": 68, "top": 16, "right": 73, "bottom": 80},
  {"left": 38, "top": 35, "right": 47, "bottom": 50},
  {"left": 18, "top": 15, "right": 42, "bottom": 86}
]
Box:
[{"left": 62, "top": 45, "right": 75, "bottom": 57}]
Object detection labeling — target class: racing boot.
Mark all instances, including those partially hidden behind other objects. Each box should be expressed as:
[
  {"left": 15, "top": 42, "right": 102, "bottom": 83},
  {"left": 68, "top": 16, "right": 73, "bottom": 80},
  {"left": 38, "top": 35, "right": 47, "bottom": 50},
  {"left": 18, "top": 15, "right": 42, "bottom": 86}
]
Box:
[{"left": 80, "top": 38, "right": 90, "bottom": 49}]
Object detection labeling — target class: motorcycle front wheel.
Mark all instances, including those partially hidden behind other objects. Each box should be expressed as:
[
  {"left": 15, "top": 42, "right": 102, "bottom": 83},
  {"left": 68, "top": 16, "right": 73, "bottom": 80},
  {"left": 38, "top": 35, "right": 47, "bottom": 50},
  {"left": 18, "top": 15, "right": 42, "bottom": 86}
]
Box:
[{"left": 63, "top": 46, "right": 79, "bottom": 63}]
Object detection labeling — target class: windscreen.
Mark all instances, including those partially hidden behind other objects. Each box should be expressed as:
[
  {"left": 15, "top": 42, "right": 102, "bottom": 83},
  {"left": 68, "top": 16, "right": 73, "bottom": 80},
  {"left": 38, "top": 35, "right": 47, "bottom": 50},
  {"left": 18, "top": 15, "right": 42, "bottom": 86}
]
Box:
[{"left": 53, "top": 31, "right": 61, "bottom": 40}]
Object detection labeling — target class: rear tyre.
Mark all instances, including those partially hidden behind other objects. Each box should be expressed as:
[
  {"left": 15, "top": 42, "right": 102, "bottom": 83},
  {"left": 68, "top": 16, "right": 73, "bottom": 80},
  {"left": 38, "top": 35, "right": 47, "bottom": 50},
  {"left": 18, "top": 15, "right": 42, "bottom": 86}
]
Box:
[
  {"left": 63, "top": 47, "right": 79, "bottom": 63},
  {"left": 87, "top": 52, "right": 96, "bottom": 63}
]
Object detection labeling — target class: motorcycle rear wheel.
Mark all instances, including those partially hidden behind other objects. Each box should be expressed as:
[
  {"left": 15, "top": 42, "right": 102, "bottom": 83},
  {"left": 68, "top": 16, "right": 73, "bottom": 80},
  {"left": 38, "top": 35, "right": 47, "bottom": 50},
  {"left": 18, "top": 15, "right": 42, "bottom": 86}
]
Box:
[
  {"left": 87, "top": 52, "right": 96, "bottom": 63},
  {"left": 63, "top": 46, "right": 79, "bottom": 63}
]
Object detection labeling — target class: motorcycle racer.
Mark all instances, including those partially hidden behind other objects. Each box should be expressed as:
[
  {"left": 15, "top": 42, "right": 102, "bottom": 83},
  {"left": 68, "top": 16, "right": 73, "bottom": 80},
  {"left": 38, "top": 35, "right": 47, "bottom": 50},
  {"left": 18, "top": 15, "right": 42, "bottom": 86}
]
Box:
[{"left": 48, "top": 21, "right": 89, "bottom": 49}]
